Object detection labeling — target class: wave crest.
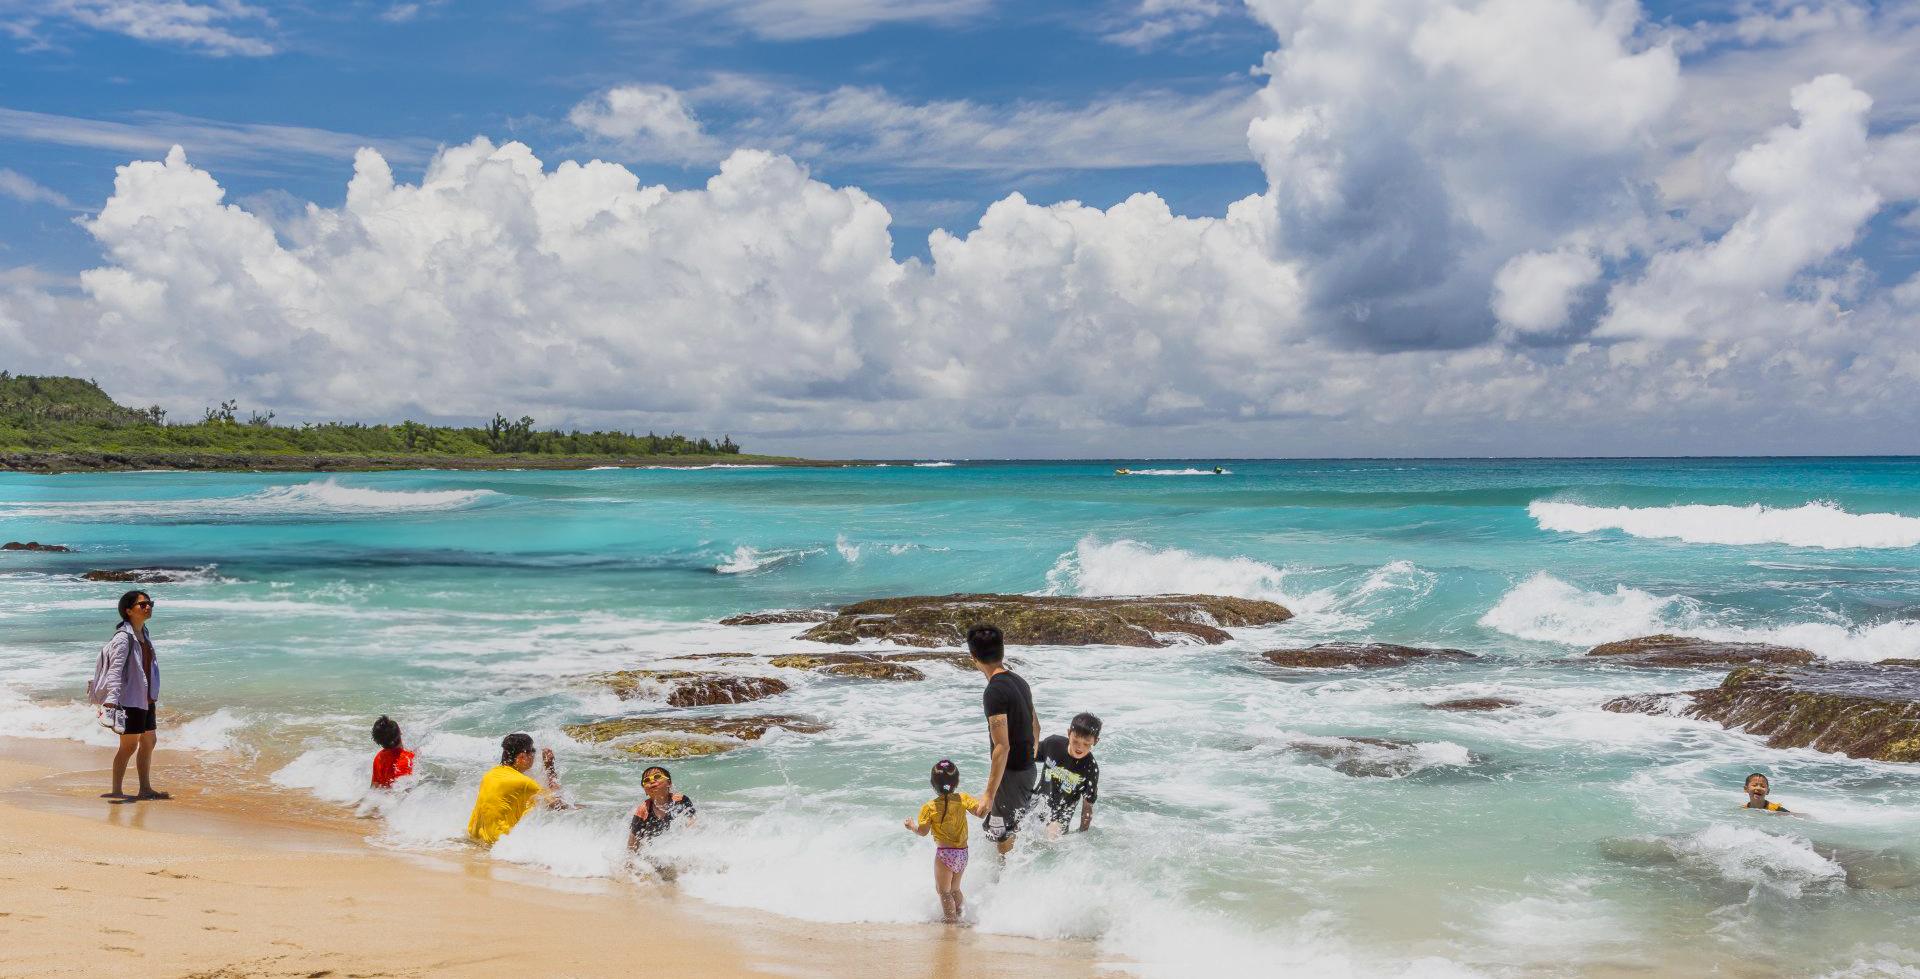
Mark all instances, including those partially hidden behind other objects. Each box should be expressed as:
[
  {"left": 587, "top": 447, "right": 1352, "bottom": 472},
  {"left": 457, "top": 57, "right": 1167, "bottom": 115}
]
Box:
[{"left": 1530, "top": 500, "right": 1920, "bottom": 549}]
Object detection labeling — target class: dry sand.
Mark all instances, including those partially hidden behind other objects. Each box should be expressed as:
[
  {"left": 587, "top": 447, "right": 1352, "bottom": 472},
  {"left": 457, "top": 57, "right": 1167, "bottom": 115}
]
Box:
[{"left": 0, "top": 739, "right": 1107, "bottom": 978}]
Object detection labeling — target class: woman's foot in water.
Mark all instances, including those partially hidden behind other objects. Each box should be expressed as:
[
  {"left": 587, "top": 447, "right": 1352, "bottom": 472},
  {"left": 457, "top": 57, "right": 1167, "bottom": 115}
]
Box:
[{"left": 135, "top": 788, "right": 172, "bottom": 800}]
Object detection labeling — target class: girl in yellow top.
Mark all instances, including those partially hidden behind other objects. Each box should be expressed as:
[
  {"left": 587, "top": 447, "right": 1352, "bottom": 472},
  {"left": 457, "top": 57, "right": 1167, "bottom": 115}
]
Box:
[{"left": 903, "top": 759, "right": 977, "bottom": 923}]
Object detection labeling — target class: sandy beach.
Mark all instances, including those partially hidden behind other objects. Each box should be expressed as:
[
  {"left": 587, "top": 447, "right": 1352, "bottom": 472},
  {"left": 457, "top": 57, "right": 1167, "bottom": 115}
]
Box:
[{"left": 0, "top": 739, "right": 1105, "bottom": 979}]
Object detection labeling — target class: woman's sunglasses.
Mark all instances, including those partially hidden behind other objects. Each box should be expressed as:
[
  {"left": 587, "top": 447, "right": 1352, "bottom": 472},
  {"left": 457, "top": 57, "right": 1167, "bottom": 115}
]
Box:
[
  {"left": 132, "top": 600, "right": 155, "bottom": 610},
  {"left": 642, "top": 773, "right": 670, "bottom": 786}
]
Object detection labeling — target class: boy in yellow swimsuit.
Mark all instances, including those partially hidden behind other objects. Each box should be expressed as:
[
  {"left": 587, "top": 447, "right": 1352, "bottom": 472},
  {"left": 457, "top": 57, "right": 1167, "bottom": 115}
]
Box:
[
  {"left": 468, "top": 733, "right": 563, "bottom": 844},
  {"left": 1741, "top": 772, "right": 1791, "bottom": 813}
]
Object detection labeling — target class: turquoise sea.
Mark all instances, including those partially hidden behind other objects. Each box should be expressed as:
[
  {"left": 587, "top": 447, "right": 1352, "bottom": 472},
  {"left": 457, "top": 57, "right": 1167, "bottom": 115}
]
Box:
[{"left": 3, "top": 459, "right": 1919, "bottom": 976}]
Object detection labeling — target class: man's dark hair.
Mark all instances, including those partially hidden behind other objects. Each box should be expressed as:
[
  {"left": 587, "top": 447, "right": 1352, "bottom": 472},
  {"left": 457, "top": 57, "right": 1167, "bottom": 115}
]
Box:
[
  {"left": 372, "top": 715, "right": 403, "bottom": 750},
  {"left": 967, "top": 624, "right": 1004, "bottom": 663},
  {"left": 501, "top": 732, "right": 534, "bottom": 764},
  {"left": 1070, "top": 712, "right": 1103, "bottom": 738}
]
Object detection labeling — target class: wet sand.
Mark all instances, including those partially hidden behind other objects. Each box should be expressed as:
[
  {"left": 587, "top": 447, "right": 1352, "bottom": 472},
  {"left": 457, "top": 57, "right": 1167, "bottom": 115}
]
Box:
[{"left": 0, "top": 738, "right": 1107, "bottom": 978}]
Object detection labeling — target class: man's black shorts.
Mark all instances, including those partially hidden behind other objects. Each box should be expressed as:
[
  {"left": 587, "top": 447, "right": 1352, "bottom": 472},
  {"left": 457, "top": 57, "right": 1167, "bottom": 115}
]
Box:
[
  {"left": 120, "top": 705, "right": 157, "bottom": 735},
  {"left": 981, "top": 769, "right": 1035, "bottom": 842}
]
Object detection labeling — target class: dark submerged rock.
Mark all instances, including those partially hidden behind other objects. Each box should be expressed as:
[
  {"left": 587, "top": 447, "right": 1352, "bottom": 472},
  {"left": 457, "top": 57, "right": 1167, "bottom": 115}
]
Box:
[
  {"left": 1585, "top": 634, "right": 1816, "bottom": 669},
  {"left": 588, "top": 670, "right": 790, "bottom": 707},
  {"left": 1603, "top": 664, "right": 1920, "bottom": 763},
  {"left": 1285, "top": 736, "right": 1472, "bottom": 778},
  {"left": 797, "top": 593, "right": 1292, "bottom": 648},
  {"left": 81, "top": 568, "right": 198, "bottom": 583},
  {"left": 565, "top": 714, "right": 828, "bottom": 758},
  {"left": 3, "top": 541, "right": 70, "bottom": 552},
  {"left": 767, "top": 653, "right": 927, "bottom": 681},
  {"left": 1426, "top": 697, "right": 1521, "bottom": 712},
  {"left": 719, "top": 609, "right": 834, "bottom": 626},
  {"left": 1262, "top": 643, "right": 1477, "bottom": 669}
]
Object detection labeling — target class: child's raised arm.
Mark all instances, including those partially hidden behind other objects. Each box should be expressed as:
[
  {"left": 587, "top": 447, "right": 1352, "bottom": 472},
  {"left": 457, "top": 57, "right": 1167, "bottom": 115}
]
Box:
[{"left": 903, "top": 815, "right": 932, "bottom": 836}]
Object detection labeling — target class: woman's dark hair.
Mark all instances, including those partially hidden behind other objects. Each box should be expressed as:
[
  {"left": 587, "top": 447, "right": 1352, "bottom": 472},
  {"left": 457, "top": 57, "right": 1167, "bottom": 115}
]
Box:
[
  {"left": 117, "top": 590, "right": 151, "bottom": 624},
  {"left": 500, "top": 732, "right": 534, "bottom": 764},
  {"left": 1070, "top": 712, "right": 1103, "bottom": 738},
  {"left": 372, "top": 715, "right": 403, "bottom": 751},
  {"left": 967, "top": 624, "right": 1004, "bottom": 663},
  {"left": 931, "top": 759, "right": 959, "bottom": 823}
]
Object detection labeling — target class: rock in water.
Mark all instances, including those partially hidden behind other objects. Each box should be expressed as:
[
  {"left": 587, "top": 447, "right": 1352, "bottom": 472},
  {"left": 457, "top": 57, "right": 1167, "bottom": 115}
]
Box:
[
  {"left": 565, "top": 715, "right": 828, "bottom": 759},
  {"left": 588, "top": 670, "right": 789, "bottom": 707},
  {"left": 1585, "top": 634, "right": 1816, "bottom": 668},
  {"left": 81, "top": 568, "right": 197, "bottom": 583},
  {"left": 3, "top": 541, "right": 71, "bottom": 552},
  {"left": 1604, "top": 664, "right": 1920, "bottom": 763},
  {"left": 768, "top": 653, "right": 929, "bottom": 680},
  {"left": 1426, "top": 697, "right": 1521, "bottom": 711},
  {"left": 1262, "top": 643, "right": 1477, "bottom": 669},
  {"left": 718, "top": 609, "right": 834, "bottom": 626},
  {"left": 1285, "top": 737, "right": 1475, "bottom": 778},
  {"left": 797, "top": 593, "right": 1292, "bottom": 648}
]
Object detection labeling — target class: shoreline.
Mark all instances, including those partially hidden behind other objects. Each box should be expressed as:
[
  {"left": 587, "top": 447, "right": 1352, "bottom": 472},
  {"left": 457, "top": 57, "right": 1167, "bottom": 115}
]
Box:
[
  {"left": 0, "top": 450, "right": 861, "bottom": 475},
  {"left": 0, "top": 737, "right": 1108, "bottom": 978}
]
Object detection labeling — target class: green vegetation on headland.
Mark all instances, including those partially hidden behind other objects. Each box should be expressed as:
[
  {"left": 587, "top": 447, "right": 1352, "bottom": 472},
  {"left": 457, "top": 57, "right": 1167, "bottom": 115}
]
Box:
[{"left": 0, "top": 373, "right": 812, "bottom": 473}]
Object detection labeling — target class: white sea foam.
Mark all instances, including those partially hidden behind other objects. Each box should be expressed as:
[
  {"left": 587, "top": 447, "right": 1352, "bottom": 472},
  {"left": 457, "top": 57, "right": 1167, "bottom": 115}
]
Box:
[
  {"left": 1, "top": 479, "right": 499, "bottom": 520},
  {"left": 1121, "top": 467, "right": 1231, "bottom": 476},
  {"left": 643, "top": 464, "right": 775, "bottom": 470},
  {"left": 1656, "top": 825, "right": 1845, "bottom": 897},
  {"left": 1530, "top": 500, "right": 1920, "bottom": 549},
  {"left": 1479, "top": 572, "right": 1920, "bottom": 661},
  {"left": 712, "top": 545, "right": 821, "bottom": 574},
  {"left": 912, "top": 461, "right": 956, "bottom": 467},
  {"left": 1045, "top": 537, "right": 1299, "bottom": 603}
]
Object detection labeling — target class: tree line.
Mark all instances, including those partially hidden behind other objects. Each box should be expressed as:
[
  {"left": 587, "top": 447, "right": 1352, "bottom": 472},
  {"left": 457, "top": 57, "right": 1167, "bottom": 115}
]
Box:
[{"left": 0, "top": 374, "right": 743, "bottom": 458}]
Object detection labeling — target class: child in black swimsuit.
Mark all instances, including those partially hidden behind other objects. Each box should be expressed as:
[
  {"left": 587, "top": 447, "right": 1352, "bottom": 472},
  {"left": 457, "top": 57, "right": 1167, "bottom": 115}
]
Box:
[{"left": 628, "top": 765, "right": 696, "bottom": 849}]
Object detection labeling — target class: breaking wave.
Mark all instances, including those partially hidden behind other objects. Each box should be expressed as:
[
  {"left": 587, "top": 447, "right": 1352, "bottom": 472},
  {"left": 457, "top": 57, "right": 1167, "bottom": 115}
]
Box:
[
  {"left": 1, "top": 479, "right": 499, "bottom": 521},
  {"left": 713, "top": 545, "right": 822, "bottom": 574},
  {"left": 1530, "top": 500, "right": 1920, "bottom": 550},
  {"left": 1479, "top": 572, "right": 1920, "bottom": 661}
]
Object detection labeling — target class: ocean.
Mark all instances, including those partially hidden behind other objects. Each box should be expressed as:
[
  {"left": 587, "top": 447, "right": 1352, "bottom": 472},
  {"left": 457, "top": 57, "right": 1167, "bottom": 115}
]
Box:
[{"left": 3, "top": 459, "right": 1918, "bottom": 977}]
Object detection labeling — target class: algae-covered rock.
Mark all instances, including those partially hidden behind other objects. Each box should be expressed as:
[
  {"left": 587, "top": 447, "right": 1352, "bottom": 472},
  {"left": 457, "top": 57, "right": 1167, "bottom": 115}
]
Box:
[
  {"left": 1879, "top": 659, "right": 1920, "bottom": 668},
  {"left": 767, "top": 652, "right": 928, "bottom": 680},
  {"left": 565, "top": 715, "right": 827, "bottom": 744},
  {"left": 719, "top": 609, "right": 834, "bottom": 626},
  {"left": 588, "top": 670, "right": 789, "bottom": 707},
  {"left": 797, "top": 593, "right": 1292, "bottom": 648},
  {"left": 81, "top": 568, "right": 198, "bottom": 583},
  {"left": 1262, "top": 643, "right": 1476, "bottom": 669},
  {"left": 615, "top": 738, "right": 739, "bottom": 759},
  {"left": 1426, "top": 697, "right": 1521, "bottom": 712},
  {"left": 1585, "top": 634, "right": 1816, "bottom": 669},
  {"left": 1603, "top": 664, "right": 1920, "bottom": 763},
  {"left": 3, "top": 541, "right": 70, "bottom": 552}
]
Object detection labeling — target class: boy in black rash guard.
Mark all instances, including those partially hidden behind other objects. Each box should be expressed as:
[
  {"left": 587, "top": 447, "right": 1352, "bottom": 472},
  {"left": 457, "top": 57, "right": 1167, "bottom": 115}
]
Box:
[
  {"left": 966, "top": 624, "right": 1039, "bottom": 854},
  {"left": 1036, "top": 712, "right": 1101, "bottom": 835}
]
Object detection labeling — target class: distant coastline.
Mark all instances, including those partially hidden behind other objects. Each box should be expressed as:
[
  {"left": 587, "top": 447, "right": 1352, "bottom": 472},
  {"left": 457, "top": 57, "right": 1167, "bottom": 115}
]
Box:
[
  {"left": 1, "top": 372, "right": 842, "bottom": 474},
  {"left": 0, "top": 449, "right": 840, "bottom": 474}
]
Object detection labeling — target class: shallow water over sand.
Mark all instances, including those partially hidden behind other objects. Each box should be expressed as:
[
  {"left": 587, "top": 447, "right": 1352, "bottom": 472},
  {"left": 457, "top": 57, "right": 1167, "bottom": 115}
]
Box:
[{"left": 4, "top": 459, "right": 1919, "bottom": 977}]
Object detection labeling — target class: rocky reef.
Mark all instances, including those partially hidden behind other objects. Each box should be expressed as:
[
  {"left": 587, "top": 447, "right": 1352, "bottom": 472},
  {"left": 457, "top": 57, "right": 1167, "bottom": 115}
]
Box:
[
  {"left": 1604, "top": 663, "right": 1920, "bottom": 763},
  {"left": 3, "top": 541, "right": 70, "bottom": 552},
  {"left": 797, "top": 593, "right": 1292, "bottom": 648},
  {"left": 1585, "top": 634, "right": 1816, "bottom": 669},
  {"left": 1262, "top": 643, "right": 1477, "bottom": 669},
  {"left": 718, "top": 609, "right": 834, "bottom": 626},
  {"left": 564, "top": 715, "right": 826, "bottom": 758},
  {"left": 1285, "top": 736, "right": 1474, "bottom": 778},
  {"left": 81, "top": 568, "right": 198, "bottom": 583},
  {"left": 587, "top": 670, "right": 789, "bottom": 707},
  {"left": 767, "top": 653, "right": 928, "bottom": 681},
  {"left": 1426, "top": 697, "right": 1521, "bottom": 711}
]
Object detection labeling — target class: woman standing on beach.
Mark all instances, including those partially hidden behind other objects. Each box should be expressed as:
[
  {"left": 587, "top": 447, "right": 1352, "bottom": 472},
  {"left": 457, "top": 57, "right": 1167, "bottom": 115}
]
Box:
[{"left": 89, "top": 590, "right": 169, "bottom": 801}]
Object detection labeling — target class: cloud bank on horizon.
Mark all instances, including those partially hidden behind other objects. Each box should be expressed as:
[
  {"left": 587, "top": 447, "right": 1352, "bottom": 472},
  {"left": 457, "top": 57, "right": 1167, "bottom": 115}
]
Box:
[{"left": 3, "top": 0, "right": 1919, "bottom": 456}]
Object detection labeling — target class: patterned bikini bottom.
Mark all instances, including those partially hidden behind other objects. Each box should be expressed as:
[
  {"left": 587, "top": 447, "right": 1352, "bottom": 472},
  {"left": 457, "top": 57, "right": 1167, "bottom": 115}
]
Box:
[{"left": 935, "top": 846, "right": 969, "bottom": 873}]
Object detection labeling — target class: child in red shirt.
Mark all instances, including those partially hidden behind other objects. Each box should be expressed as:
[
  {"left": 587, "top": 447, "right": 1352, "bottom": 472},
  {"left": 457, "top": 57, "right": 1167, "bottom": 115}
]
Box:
[{"left": 371, "top": 715, "right": 415, "bottom": 789}]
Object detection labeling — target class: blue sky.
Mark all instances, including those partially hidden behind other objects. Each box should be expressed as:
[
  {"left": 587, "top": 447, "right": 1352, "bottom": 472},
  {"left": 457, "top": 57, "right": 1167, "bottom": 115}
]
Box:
[
  {"left": 2, "top": 1, "right": 1918, "bottom": 456},
  {"left": 1, "top": 1, "right": 1277, "bottom": 269}
]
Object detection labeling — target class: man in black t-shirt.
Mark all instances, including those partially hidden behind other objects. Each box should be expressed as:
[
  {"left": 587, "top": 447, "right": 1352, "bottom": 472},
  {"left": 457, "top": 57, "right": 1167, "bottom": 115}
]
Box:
[
  {"left": 967, "top": 624, "right": 1038, "bottom": 853},
  {"left": 1036, "top": 712, "right": 1101, "bottom": 834}
]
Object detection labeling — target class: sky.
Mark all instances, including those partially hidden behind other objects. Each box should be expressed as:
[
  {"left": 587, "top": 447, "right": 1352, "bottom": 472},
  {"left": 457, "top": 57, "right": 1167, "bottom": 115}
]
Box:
[{"left": 0, "top": 0, "right": 1917, "bottom": 458}]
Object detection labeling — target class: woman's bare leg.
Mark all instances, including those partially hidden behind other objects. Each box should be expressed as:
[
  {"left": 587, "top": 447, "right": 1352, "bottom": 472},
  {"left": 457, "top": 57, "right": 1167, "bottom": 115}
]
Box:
[
  {"left": 108, "top": 733, "right": 138, "bottom": 797},
  {"left": 135, "top": 730, "right": 165, "bottom": 797}
]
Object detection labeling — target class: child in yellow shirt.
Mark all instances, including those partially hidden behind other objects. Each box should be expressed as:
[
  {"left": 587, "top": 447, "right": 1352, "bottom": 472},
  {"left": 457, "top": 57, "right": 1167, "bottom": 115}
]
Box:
[{"left": 903, "top": 759, "right": 977, "bottom": 923}]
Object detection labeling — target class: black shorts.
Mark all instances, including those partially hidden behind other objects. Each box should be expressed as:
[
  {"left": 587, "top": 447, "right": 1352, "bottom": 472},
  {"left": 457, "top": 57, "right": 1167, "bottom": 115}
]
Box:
[
  {"left": 981, "top": 769, "right": 1035, "bottom": 842},
  {"left": 120, "top": 705, "right": 157, "bottom": 735}
]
